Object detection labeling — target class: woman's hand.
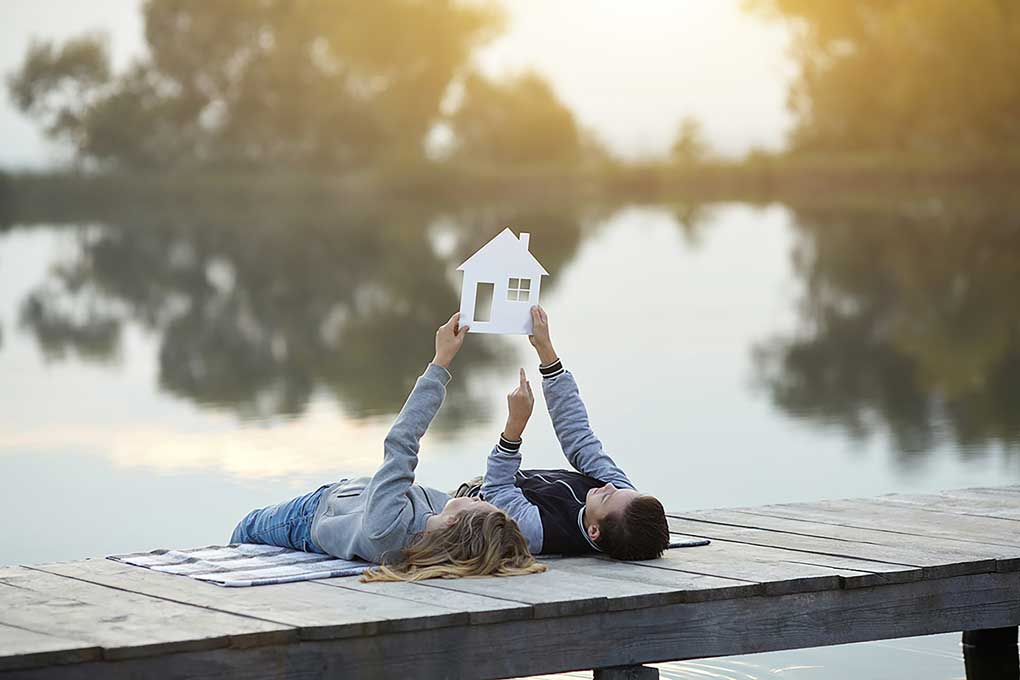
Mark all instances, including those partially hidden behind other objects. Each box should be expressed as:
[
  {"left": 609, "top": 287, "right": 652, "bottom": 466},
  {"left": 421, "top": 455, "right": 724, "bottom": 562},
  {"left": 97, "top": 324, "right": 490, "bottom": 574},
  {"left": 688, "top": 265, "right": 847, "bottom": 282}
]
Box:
[
  {"left": 433, "top": 312, "right": 469, "bottom": 369},
  {"left": 528, "top": 305, "right": 558, "bottom": 365},
  {"left": 503, "top": 368, "right": 534, "bottom": 441}
]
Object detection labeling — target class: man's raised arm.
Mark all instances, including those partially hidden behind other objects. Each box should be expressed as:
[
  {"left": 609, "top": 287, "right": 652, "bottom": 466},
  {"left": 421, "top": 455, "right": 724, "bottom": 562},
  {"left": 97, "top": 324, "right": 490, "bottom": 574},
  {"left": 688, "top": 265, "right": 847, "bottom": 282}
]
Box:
[
  {"left": 528, "top": 306, "right": 635, "bottom": 489},
  {"left": 481, "top": 368, "right": 543, "bottom": 553}
]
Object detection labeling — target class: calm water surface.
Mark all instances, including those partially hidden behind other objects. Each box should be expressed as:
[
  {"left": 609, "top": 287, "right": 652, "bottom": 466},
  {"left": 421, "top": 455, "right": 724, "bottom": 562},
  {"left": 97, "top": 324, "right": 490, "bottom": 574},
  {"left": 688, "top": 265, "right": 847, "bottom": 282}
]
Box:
[{"left": 1, "top": 192, "right": 1017, "bottom": 679}]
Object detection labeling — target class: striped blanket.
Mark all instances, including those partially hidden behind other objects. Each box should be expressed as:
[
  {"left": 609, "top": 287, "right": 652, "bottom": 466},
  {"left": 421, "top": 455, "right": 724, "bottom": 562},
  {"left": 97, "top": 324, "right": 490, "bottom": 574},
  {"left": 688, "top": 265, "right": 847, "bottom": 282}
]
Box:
[
  {"left": 107, "top": 544, "right": 372, "bottom": 587},
  {"left": 109, "top": 538, "right": 710, "bottom": 588}
]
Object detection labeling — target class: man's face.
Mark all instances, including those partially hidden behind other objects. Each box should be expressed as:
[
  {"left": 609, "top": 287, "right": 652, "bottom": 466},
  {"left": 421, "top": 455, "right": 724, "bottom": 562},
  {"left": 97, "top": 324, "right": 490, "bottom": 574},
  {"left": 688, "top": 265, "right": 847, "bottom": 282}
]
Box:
[{"left": 585, "top": 482, "right": 639, "bottom": 528}]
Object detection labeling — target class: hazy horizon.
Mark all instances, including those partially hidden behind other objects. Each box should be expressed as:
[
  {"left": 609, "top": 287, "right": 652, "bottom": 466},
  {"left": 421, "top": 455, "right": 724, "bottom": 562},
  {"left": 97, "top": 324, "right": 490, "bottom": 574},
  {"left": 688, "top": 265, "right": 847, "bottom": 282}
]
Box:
[{"left": 0, "top": 0, "right": 796, "bottom": 169}]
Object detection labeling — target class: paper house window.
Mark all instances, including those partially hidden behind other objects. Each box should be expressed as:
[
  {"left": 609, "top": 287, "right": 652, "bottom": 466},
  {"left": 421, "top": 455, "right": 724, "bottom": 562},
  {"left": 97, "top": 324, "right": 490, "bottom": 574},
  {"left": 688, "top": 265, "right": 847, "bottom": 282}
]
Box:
[
  {"left": 507, "top": 278, "right": 531, "bottom": 302},
  {"left": 457, "top": 228, "right": 549, "bottom": 335}
]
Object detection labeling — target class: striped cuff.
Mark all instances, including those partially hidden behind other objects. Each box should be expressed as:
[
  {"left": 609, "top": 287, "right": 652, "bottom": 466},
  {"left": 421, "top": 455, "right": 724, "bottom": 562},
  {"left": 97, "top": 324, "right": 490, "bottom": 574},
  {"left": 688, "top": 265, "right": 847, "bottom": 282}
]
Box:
[
  {"left": 538, "top": 358, "right": 564, "bottom": 379},
  {"left": 497, "top": 434, "right": 522, "bottom": 454}
]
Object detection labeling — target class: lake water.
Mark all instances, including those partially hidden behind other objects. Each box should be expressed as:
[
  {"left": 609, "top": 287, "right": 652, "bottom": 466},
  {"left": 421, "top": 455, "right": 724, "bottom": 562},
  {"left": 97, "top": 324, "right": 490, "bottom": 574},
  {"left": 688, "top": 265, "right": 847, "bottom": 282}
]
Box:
[{"left": 1, "top": 189, "right": 1017, "bottom": 678}]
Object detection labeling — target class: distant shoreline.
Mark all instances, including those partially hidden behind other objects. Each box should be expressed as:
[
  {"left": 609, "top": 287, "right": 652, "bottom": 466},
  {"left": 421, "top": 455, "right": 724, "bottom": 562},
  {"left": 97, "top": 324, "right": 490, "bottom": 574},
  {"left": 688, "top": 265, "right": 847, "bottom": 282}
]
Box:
[{"left": 3, "top": 155, "right": 1018, "bottom": 225}]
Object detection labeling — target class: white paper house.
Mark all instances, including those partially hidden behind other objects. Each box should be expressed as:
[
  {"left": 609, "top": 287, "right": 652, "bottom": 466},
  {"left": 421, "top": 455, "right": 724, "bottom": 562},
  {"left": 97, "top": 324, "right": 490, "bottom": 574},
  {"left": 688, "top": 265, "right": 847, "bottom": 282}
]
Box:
[{"left": 457, "top": 228, "right": 549, "bottom": 334}]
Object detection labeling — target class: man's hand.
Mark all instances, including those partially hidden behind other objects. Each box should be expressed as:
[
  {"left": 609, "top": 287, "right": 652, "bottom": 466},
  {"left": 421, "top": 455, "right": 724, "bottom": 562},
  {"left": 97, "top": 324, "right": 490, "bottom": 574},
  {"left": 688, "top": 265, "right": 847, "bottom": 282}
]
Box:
[
  {"left": 503, "top": 368, "right": 534, "bottom": 441},
  {"left": 528, "top": 305, "right": 558, "bottom": 365},
  {"left": 433, "top": 312, "right": 469, "bottom": 369}
]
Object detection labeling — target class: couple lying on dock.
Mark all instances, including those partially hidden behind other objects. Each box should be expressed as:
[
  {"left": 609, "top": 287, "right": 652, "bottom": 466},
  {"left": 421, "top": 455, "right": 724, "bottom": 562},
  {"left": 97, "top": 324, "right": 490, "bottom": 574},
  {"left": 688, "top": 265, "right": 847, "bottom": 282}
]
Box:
[{"left": 230, "top": 305, "right": 669, "bottom": 581}]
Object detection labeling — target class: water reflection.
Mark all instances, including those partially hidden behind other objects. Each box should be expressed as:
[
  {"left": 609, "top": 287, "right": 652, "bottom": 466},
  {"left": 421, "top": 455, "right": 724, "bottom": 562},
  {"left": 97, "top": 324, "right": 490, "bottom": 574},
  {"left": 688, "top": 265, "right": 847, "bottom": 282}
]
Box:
[
  {"left": 672, "top": 201, "right": 719, "bottom": 249},
  {"left": 524, "top": 632, "right": 966, "bottom": 679},
  {"left": 11, "top": 187, "right": 596, "bottom": 428},
  {"left": 754, "top": 193, "right": 1020, "bottom": 458},
  {"left": 9, "top": 186, "right": 1020, "bottom": 458}
]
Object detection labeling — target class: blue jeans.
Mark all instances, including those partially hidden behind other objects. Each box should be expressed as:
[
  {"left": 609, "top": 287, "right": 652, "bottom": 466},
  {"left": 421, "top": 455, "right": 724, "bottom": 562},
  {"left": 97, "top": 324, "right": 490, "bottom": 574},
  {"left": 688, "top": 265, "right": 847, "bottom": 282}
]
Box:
[{"left": 230, "top": 484, "right": 332, "bottom": 553}]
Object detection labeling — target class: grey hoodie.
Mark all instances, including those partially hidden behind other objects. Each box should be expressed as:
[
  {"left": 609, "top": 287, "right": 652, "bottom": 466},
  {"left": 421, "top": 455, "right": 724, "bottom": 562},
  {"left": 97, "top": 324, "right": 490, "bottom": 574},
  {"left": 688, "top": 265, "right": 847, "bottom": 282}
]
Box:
[{"left": 310, "top": 362, "right": 452, "bottom": 563}]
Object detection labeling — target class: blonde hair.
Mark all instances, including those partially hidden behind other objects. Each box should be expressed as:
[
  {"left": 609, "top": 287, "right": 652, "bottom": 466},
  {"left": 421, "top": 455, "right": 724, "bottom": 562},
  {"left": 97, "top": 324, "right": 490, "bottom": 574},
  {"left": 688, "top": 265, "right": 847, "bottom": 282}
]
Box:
[{"left": 360, "top": 509, "right": 546, "bottom": 582}]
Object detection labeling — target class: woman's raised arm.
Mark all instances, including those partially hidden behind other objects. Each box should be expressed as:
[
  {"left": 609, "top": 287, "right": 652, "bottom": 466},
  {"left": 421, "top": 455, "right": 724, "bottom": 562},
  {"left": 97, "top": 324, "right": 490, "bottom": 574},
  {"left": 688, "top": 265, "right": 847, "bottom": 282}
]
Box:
[{"left": 361, "top": 313, "right": 469, "bottom": 541}]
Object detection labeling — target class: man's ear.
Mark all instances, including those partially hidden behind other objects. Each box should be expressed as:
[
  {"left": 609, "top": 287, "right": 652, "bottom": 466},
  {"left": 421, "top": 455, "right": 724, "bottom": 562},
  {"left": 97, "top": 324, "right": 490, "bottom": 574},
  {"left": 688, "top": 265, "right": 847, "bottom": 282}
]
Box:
[{"left": 587, "top": 522, "right": 600, "bottom": 543}]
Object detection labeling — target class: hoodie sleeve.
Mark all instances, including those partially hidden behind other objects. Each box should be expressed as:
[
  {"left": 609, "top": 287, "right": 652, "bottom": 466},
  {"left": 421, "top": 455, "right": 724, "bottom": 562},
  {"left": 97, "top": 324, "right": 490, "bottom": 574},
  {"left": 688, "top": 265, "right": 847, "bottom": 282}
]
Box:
[
  {"left": 540, "top": 359, "right": 635, "bottom": 490},
  {"left": 361, "top": 362, "right": 450, "bottom": 542},
  {"left": 481, "top": 435, "right": 544, "bottom": 554}
]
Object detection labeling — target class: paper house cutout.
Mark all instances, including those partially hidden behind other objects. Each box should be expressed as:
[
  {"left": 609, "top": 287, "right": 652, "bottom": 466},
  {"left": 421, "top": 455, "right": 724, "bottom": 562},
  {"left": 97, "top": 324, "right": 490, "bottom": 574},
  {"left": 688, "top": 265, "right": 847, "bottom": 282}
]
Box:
[{"left": 458, "top": 228, "right": 549, "bottom": 334}]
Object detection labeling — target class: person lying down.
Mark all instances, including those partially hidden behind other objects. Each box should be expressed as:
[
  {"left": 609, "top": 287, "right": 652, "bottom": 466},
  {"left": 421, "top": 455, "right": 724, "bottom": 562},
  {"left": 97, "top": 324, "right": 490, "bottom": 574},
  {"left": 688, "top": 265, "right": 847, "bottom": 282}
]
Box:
[
  {"left": 229, "top": 312, "right": 545, "bottom": 582},
  {"left": 458, "top": 305, "right": 671, "bottom": 561}
]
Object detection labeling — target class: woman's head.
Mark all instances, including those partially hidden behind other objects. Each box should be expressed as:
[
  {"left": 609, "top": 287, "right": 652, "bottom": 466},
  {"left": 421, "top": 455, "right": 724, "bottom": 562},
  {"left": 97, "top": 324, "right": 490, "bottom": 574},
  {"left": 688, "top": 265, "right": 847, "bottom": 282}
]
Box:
[
  {"left": 427, "top": 495, "right": 499, "bottom": 531},
  {"left": 361, "top": 506, "right": 545, "bottom": 582}
]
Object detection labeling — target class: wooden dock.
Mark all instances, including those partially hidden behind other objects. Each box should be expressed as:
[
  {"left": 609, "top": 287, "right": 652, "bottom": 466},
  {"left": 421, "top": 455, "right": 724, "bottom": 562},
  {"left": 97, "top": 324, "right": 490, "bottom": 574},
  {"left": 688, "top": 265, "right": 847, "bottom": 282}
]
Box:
[{"left": 3, "top": 485, "right": 1019, "bottom": 679}]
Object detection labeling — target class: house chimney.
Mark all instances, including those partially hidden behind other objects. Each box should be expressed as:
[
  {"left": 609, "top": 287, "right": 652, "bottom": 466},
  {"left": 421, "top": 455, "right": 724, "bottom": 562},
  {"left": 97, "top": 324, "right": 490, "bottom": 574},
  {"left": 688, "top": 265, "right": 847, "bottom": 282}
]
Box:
[{"left": 520, "top": 232, "right": 530, "bottom": 251}]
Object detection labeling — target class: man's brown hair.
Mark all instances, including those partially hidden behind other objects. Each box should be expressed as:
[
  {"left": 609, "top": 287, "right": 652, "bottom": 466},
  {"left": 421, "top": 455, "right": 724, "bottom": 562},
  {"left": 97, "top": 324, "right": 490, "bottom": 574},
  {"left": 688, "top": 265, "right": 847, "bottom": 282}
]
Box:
[{"left": 597, "top": 495, "right": 669, "bottom": 560}]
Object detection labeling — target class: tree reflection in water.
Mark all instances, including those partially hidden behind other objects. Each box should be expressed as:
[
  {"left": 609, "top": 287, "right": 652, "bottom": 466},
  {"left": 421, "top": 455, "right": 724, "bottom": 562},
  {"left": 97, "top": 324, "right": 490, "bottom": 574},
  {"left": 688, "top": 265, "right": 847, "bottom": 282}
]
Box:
[
  {"left": 17, "top": 184, "right": 1020, "bottom": 458},
  {"left": 14, "top": 186, "right": 588, "bottom": 430},
  {"left": 754, "top": 193, "right": 1020, "bottom": 458}
]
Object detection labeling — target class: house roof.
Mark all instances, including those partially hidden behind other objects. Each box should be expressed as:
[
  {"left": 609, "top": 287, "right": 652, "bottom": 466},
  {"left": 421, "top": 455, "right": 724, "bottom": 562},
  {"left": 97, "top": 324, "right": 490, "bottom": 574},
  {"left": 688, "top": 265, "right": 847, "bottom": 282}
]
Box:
[{"left": 456, "top": 227, "right": 549, "bottom": 276}]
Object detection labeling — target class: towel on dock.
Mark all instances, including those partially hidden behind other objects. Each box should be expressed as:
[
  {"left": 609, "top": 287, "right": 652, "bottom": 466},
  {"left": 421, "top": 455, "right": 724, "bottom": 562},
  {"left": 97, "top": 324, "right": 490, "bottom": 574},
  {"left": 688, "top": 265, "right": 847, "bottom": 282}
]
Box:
[{"left": 107, "top": 544, "right": 372, "bottom": 587}]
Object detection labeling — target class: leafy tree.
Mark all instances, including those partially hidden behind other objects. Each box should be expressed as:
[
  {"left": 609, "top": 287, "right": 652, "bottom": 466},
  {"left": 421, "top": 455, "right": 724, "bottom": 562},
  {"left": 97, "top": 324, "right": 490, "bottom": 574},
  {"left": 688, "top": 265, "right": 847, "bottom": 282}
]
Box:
[
  {"left": 7, "top": 35, "right": 111, "bottom": 156},
  {"left": 8, "top": 0, "right": 503, "bottom": 169},
  {"left": 447, "top": 70, "right": 582, "bottom": 164},
  {"left": 670, "top": 116, "right": 709, "bottom": 164},
  {"left": 746, "top": 0, "right": 1020, "bottom": 154}
]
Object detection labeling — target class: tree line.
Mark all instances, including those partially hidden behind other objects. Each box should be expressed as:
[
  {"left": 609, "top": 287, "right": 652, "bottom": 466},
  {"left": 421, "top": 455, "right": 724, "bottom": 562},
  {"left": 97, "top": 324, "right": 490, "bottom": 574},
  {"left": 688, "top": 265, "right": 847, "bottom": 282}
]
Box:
[
  {"left": 748, "top": 0, "right": 1020, "bottom": 156},
  {"left": 8, "top": 0, "right": 1020, "bottom": 171},
  {"left": 8, "top": 0, "right": 586, "bottom": 170}
]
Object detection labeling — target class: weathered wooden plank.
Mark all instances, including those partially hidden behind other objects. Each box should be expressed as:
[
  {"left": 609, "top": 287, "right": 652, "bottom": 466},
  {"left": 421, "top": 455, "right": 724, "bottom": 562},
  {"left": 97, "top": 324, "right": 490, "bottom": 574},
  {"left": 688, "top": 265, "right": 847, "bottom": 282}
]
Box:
[
  {"left": 6, "top": 570, "right": 1018, "bottom": 680},
  {"left": 418, "top": 567, "right": 673, "bottom": 618},
  {"left": 871, "top": 489, "right": 1020, "bottom": 521},
  {"left": 0, "top": 567, "right": 287, "bottom": 663},
  {"left": 547, "top": 556, "right": 762, "bottom": 602},
  {"left": 939, "top": 485, "right": 1020, "bottom": 498},
  {"left": 0, "top": 624, "right": 100, "bottom": 672},
  {"left": 318, "top": 577, "right": 533, "bottom": 625},
  {"left": 674, "top": 508, "right": 1020, "bottom": 572},
  {"left": 34, "top": 559, "right": 490, "bottom": 640},
  {"left": 944, "top": 485, "right": 1020, "bottom": 497},
  {"left": 5, "top": 485, "right": 1019, "bottom": 677},
  {"left": 653, "top": 537, "right": 921, "bottom": 591},
  {"left": 727, "top": 497, "right": 1020, "bottom": 550},
  {"left": 666, "top": 517, "right": 998, "bottom": 581}
]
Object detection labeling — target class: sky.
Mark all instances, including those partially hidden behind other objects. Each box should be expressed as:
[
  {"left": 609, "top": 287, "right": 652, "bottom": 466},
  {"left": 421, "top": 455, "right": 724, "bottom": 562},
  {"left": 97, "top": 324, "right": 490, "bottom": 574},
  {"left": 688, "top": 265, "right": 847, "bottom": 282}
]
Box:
[{"left": 0, "top": 0, "right": 797, "bottom": 169}]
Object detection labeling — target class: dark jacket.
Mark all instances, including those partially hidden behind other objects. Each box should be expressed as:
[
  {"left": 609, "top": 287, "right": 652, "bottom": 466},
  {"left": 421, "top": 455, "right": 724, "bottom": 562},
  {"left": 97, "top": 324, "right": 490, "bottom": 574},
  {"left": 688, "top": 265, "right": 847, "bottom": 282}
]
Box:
[{"left": 481, "top": 360, "right": 635, "bottom": 555}]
